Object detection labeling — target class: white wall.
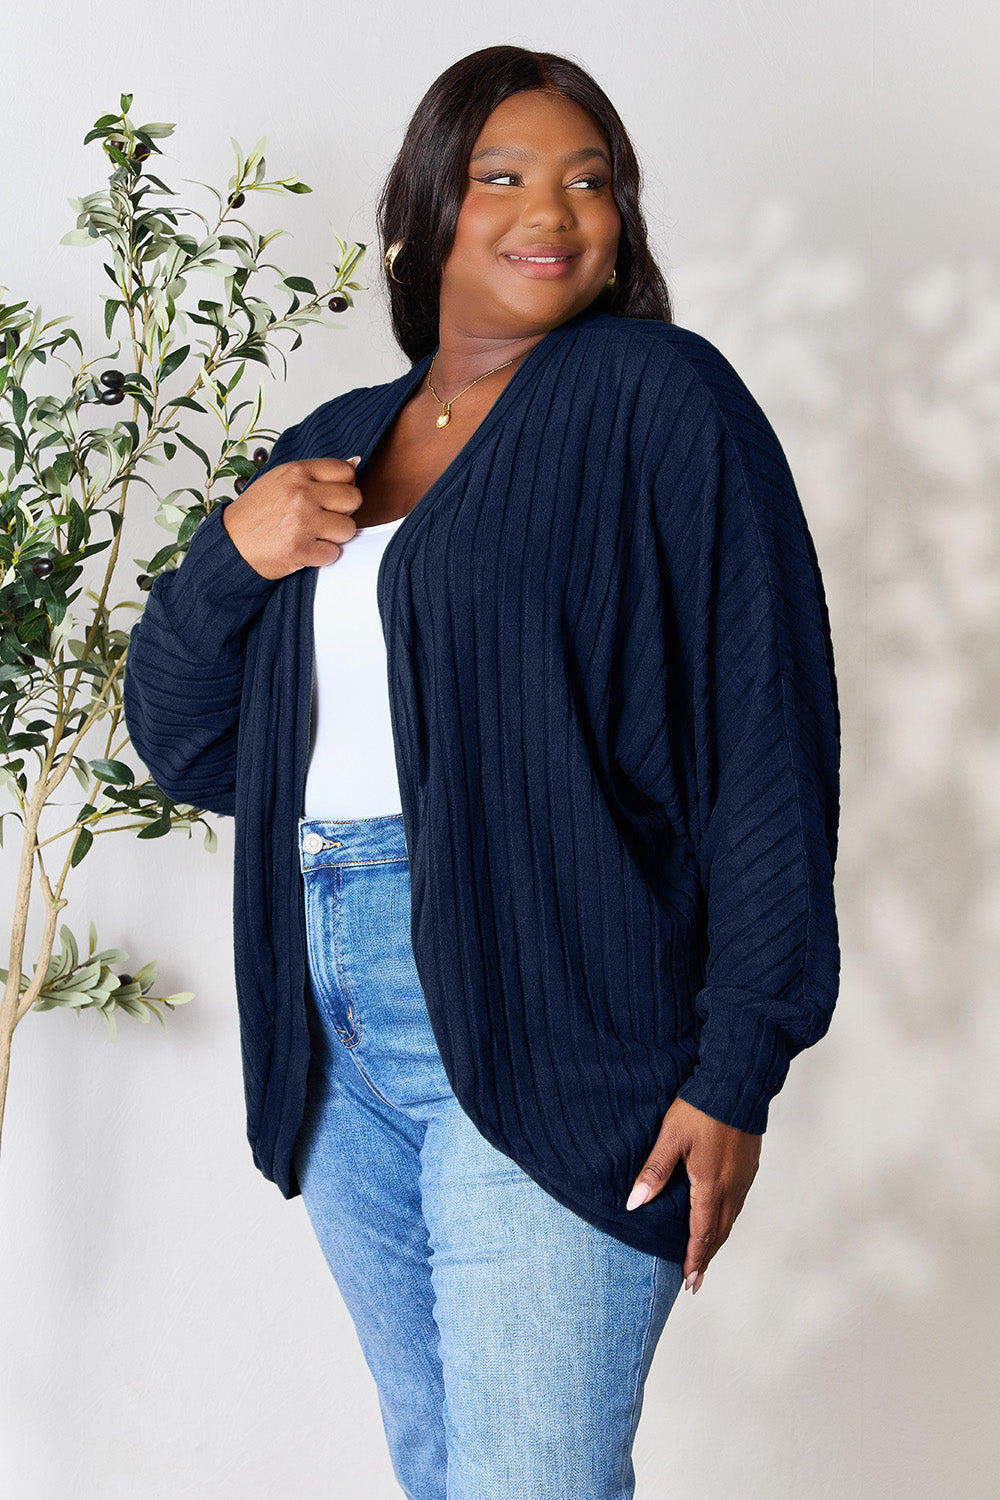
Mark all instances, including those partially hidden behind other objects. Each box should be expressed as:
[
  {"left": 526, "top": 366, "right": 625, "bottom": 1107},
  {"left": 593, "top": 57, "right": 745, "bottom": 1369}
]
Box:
[{"left": 2, "top": 2, "right": 997, "bottom": 1496}]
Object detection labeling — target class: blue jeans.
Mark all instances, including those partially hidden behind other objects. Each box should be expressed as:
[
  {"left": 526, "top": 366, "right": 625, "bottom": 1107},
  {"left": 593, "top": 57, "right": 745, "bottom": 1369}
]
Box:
[{"left": 292, "top": 813, "right": 683, "bottom": 1500}]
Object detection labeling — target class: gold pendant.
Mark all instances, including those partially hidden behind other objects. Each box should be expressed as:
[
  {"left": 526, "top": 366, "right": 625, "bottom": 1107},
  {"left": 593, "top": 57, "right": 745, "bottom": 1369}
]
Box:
[{"left": 436, "top": 406, "right": 451, "bottom": 428}]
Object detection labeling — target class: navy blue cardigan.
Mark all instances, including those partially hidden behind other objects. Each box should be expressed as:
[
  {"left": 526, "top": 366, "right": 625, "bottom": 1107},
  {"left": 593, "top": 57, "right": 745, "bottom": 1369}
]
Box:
[{"left": 123, "top": 305, "right": 840, "bottom": 1263}]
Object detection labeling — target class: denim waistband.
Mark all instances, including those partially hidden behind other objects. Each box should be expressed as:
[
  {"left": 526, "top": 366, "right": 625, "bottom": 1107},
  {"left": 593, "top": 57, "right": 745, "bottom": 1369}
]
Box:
[{"left": 298, "top": 813, "right": 408, "bottom": 871}]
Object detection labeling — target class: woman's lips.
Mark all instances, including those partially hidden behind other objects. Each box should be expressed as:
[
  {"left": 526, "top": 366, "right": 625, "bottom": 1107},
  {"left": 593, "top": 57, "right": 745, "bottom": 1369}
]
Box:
[{"left": 501, "top": 252, "right": 579, "bottom": 279}]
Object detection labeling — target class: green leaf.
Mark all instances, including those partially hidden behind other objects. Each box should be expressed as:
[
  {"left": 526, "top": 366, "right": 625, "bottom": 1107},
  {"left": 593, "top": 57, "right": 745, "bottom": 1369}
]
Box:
[
  {"left": 12, "top": 386, "right": 27, "bottom": 426},
  {"left": 223, "top": 360, "right": 248, "bottom": 395},
  {"left": 145, "top": 542, "right": 181, "bottom": 571},
  {"left": 173, "top": 430, "right": 211, "bottom": 472},
  {"left": 60, "top": 925, "right": 79, "bottom": 972},
  {"left": 158, "top": 344, "right": 190, "bottom": 381},
  {"left": 136, "top": 816, "right": 171, "bottom": 839},
  {"left": 177, "top": 507, "right": 207, "bottom": 547},
  {"left": 223, "top": 454, "right": 257, "bottom": 478},
  {"left": 116, "top": 997, "right": 151, "bottom": 1021},
  {"left": 50, "top": 661, "right": 108, "bottom": 678},
  {"left": 89, "top": 757, "right": 134, "bottom": 785},
  {"left": 104, "top": 298, "right": 123, "bottom": 340},
  {"left": 236, "top": 344, "right": 271, "bottom": 367},
  {"left": 90, "top": 947, "right": 130, "bottom": 966},
  {"left": 163, "top": 396, "right": 207, "bottom": 414},
  {"left": 50, "top": 958, "right": 101, "bottom": 992},
  {"left": 283, "top": 276, "right": 317, "bottom": 295},
  {"left": 43, "top": 990, "right": 91, "bottom": 1009},
  {"left": 203, "top": 822, "right": 218, "bottom": 854},
  {"left": 60, "top": 227, "right": 101, "bottom": 248}
]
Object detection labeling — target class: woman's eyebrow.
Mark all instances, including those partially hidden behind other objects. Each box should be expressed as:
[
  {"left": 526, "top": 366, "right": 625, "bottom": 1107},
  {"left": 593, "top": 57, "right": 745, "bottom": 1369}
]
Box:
[{"left": 470, "top": 145, "right": 612, "bottom": 168}]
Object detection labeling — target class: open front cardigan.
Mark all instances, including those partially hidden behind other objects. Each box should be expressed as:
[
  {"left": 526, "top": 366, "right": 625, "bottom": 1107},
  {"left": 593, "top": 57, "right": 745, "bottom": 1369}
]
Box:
[{"left": 122, "top": 305, "right": 841, "bottom": 1263}]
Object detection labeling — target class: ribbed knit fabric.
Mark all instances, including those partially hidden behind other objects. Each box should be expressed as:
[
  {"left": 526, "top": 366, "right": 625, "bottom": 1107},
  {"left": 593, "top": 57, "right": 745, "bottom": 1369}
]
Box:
[{"left": 122, "top": 305, "right": 841, "bottom": 1262}]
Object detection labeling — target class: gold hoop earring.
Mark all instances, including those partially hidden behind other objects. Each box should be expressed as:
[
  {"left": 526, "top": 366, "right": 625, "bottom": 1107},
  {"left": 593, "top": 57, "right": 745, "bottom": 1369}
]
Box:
[
  {"left": 604, "top": 267, "right": 617, "bottom": 293},
  {"left": 385, "top": 241, "right": 404, "bottom": 284}
]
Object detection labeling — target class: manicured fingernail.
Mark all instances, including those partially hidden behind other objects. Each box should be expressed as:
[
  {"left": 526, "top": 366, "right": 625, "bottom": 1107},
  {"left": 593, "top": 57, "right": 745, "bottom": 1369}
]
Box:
[
  {"left": 691, "top": 1272, "right": 705, "bottom": 1294},
  {"left": 684, "top": 1272, "right": 698, "bottom": 1291},
  {"left": 626, "top": 1182, "right": 650, "bottom": 1211},
  {"left": 348, "top": 454, "right": 361, "bottom": 464}
]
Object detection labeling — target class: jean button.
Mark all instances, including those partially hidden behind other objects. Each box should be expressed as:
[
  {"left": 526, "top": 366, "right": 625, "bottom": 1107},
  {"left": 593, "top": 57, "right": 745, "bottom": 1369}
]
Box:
[{"left": 302, "top": 833, "right": 325, "bottom": 853}]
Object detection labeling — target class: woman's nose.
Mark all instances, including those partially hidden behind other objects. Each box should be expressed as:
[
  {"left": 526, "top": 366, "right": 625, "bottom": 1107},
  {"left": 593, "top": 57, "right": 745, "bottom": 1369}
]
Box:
[{"left": 521, "top": 185, "right": 573, "bottom": 230}]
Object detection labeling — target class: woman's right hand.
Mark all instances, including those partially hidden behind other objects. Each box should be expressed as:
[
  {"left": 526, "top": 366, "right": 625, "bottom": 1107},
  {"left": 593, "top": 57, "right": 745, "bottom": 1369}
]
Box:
[{"left": 222, "top": 456, "right": 364, "bottom": 580}]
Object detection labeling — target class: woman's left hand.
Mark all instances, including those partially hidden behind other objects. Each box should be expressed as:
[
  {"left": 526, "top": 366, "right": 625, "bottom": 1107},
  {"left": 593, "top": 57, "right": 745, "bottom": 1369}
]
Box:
[{"left": 626, "top": 1098, "right": 762, "bottom": 1294}]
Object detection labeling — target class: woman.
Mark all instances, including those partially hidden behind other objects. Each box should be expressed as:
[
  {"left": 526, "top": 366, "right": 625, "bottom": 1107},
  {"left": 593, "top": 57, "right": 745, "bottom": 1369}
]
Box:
[{"left": 124, "top": 44, "right": 840, "bottom": 1500}]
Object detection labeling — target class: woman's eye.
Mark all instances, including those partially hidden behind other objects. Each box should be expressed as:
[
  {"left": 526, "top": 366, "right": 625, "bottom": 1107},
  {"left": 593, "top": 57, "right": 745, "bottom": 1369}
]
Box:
[{"left": 475, "top": 172, "right": 606, "bottom": 190}]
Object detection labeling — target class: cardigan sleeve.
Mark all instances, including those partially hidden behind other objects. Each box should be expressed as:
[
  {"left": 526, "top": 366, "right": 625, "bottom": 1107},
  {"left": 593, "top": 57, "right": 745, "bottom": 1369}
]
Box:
[
  {"left": 122, "top": 426, "right": 300, "bottom": 816},
  {"left": 651, "top": 356, "right": 841, "bottom": 1136}
]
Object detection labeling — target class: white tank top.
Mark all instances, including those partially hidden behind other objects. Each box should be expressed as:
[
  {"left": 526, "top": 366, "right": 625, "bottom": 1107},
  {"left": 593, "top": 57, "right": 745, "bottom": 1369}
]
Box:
[{"left": 303, "top": 514, "right": 408, "bottom": 819}]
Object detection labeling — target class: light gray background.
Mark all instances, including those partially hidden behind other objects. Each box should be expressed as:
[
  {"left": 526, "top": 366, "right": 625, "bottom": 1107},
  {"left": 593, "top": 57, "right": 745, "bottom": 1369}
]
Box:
[{"left": 2, "top": 2, "right": 997, "bottom": 1496}]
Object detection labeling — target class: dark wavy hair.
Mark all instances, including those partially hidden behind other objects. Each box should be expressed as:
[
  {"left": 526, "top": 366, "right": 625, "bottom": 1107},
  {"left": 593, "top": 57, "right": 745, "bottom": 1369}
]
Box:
[{"left": 376, "top": 45, "right": 673, "bottom": 362}]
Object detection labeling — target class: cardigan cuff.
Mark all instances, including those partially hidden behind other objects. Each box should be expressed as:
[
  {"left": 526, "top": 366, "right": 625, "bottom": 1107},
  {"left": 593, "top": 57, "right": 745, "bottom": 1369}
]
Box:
[
  {"left": 676, "top": 986, "right": 795, "bottom": 1135},
  {"left": 162, "top": 502, "right": 280, "bottom": 661}
]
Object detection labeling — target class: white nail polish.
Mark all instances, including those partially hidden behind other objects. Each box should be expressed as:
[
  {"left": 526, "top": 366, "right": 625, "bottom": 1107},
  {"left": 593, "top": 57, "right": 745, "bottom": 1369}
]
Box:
[{"left": 626, "top": 1182, "right": 650, "bottom": 1211}]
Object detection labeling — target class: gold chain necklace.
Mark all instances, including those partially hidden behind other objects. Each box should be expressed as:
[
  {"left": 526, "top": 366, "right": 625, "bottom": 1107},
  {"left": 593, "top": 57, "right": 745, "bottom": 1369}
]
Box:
[{"left": 425, "top": 351, "right": 520, "bottom": 428}]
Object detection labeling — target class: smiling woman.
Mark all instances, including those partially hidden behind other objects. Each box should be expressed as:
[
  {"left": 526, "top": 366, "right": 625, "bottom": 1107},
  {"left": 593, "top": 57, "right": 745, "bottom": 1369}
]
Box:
[
  {"left": 376, "top": 46, "right": 673, "bottom": 365},
  {"left": 439, "top": 92, "right": 621, "bottom": 348},
  {"left": 122, "top": 42, "right": 841, "bottom": 1500},
  {"left": 377, "top": 89, "right": 623, "bottom": 472}
]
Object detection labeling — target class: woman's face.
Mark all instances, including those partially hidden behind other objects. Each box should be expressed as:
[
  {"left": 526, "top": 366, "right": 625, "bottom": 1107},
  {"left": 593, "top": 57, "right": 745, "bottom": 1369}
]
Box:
[{"left": 438, "top": 89, "right": 622, "bottom": 342}]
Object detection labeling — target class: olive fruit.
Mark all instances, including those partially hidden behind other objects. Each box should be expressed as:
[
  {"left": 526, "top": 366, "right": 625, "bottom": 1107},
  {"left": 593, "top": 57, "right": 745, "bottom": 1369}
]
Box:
[
  {"left": 228, "top": 192, "right": 246, "bottom": 209},
  {"left": 100, "top": 369, "right": 125, "bottom": 389},
  {"left": 107, "top": 138, "right": 147, "bottom": 168},
  {"left": 136, "top": 574, "right": 153, "bottom": 591},
  {"left": 327, "top": 295, "right": 349, "bottom": 313},
  {"left": 252, "top": 447, "right": 269, "bottom": 466},
  {"left": 117, "top": 974, "right": 135, "bottom": 988},
  {"left": 2, "top": 327, "right": 20, "bottom": 354},
  {"left": 31, "top": 556, "right": 55, "bottom": 579},
  {"left": 99, "top": 388, "right": 126, "bottom": 405},
  {"left": 234, "top": 476, "right": 250, "bottom": 495}
]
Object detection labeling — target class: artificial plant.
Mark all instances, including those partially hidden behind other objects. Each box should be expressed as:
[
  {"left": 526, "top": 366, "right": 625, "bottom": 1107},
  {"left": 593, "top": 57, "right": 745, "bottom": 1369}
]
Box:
[{"left": 0, "top": 93, "right": 365, "bottom": 1155}]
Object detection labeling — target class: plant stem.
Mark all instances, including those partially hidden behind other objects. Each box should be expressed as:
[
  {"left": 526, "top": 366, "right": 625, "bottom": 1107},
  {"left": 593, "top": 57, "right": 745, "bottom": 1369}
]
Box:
[
  {"left": 0, "top": 780, "right": 66, "bottom": 1157},
  {"left": 0, "top": 646, "right": 128, "bottom": 1156}
]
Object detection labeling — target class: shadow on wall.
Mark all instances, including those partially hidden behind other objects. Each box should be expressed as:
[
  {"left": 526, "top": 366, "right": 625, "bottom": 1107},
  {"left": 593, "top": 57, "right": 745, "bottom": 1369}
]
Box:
[{"left": 636, "top": 197, "right": 1000, "bottom": 1495}]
